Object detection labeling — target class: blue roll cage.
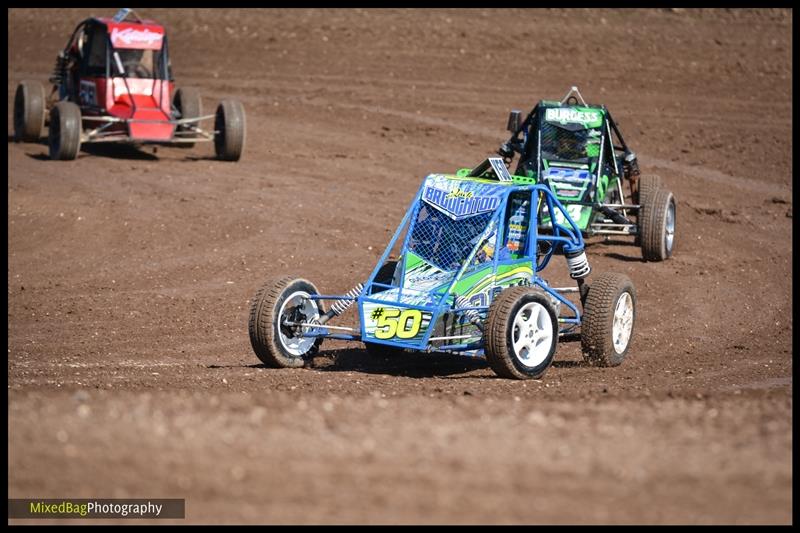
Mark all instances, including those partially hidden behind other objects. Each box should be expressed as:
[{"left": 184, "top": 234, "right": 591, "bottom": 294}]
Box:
[{"left": 300, "top": 177, "right": 588, "bottom": 355}]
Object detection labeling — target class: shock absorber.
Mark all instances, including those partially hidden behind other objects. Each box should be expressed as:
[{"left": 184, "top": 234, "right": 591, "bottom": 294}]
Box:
[
  {"left": 566, "top": 248, "right": 591, "bottom": 305},
  {"left": 624, "top": 151, "right": 641, "bottom": 178},
  {"left": 566, "top": 249, "right": 591, "bottom": 279},
  {"left": 455, "top": 295, "right": 484, "bottom": 332},
  {"left": 49, "top": 51, "right": 69, "bottom": 85},
  {"left": 316, "top": 283, "right": 363, "bottom": 325},
  {"left": 624, "top": 151, "right": 642, "bottom": 197}
]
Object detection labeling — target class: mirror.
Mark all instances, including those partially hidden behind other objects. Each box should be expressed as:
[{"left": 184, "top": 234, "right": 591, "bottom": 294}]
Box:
[{"left": 506, "top": 109, "right": 521, "bottom": 133}]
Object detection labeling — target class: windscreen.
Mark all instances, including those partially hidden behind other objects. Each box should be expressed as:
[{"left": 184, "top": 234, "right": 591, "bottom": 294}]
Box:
[
  {"left": 407, "top": 203, "right": 494, "bottom": 272},
  {"left": 112, "top": 47, "right": 169, "bottom": 79},
  {"left": 540, "top": 122, "right": 601, "bottom": 164}
]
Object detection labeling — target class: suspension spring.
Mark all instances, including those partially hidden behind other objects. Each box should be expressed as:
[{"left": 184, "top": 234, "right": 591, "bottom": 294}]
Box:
[
  {"left": 624, "top": 151, "right": 641, "bottom": 178},
  {"left": 329, "top": 283, "right": 364, "bottom": 316},
  {"left": 455, "top": 296, "right": 484, "bottom": 331},
  {"left": 49, "top": 52, "right": 69, "bottom": 85},
  {"left": 566, "top": 250, "right": 591, "bottom": 279}
]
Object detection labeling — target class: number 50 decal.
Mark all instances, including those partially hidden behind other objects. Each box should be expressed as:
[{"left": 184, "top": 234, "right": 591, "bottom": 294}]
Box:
[{"left": 375, "top": 309, "right": 423, "bottom": 339}]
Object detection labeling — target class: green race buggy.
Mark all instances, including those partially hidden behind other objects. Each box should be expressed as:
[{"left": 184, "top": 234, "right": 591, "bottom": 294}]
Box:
[{"left": 498, "top": 87, "right": 676, "bottom": 261}]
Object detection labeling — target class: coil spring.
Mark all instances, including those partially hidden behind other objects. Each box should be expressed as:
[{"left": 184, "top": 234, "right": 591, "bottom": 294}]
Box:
[
  {"left": 566, "top": 250, "right": 591, "bottom": 279},
  {"left": 455, "top": 296, "right": 484, "bottom": 330},
  {"left": 49, "top": 52, "right": 68, "bottom": 85},
  {"left": 329, "top": 283, "right": 364, "bottom": 316},
  {"left": 624, "top": 151, "right": 641, "bottom": 179}
]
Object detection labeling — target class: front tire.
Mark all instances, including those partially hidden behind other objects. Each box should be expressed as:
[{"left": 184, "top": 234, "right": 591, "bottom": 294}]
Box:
[
  {"left": 214, "top": 99, "right": 246, "bottom": 161},
  {"left": 640, "top": 188, "right": 676, "bottom": 261},
  {"left": 173, "top": 87, "right": 203, "bottom": 149},
  {"left": 48, "top": 101, "right": 82, "bottom": 160},
  {"left": 14, "top": 80, "right": 46, "bottom": 142},
  {"left": 581, "top": 273, "right": 636, "bottom": 367},
  {"left": 249, "top": 276, "right": 325, "bottom": 368},
  {"left": 484, "top": 286, "right": 558, "bottom": 379}
]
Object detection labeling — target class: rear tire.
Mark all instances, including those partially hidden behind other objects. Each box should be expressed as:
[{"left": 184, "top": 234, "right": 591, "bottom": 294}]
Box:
[
  {"left": 14, "top": 80, "right": 46, "bottom": 142},
  {"left": 484, "top": 286, "right": 558, "bottom": 379},
  {"left": 248, "top": 276, "right": 325, "bottom": 368},
  {"left": 636, "top": 174, "right": 663, "bottom": 207},
  {"left": 634, "top": 174, "right": 662, "bottom": 246},
  {"left": 364, "top": 260, "right": 406, "bottom": 357},
  {"left": 640, "top": 189, "right": 676, "bottom": 261},
  {"left": 581, "top": 273, "right": 636, "bottom": 367},
  {"left": 48, "top": 101, "right": 81, "bottom": 160},
  {"left": 173, "top": 87, "right": 203, "bottom": 149},
  {"left": 214, "top": 99, "right": 246, "bottom": 161}
]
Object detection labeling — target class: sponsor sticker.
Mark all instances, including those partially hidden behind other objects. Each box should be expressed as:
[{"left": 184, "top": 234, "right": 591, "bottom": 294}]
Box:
[
  {"left": 488, "top": 157, "right": 513, "bottom": 182},
  {"left": 79, "top": 80, "right": 97, "bottom": 106},
  {"left": 544, "top": 167, "right": 591, "bottom": 181},
  {"left": 110, "top": 27, "right": 164, "bottom": 49},
  {"left": 545, "top": 107, "right": 601, "bottom": 125},
  {"left": 112, "top": 8, "right": 131, "bottom": 23},
  {"left": 423, "top": 186, "right": 500, "bottom": 219}
]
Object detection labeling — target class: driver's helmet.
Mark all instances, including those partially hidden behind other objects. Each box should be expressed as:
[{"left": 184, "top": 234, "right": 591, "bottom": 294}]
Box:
[
  {"left": 117, "top": 49, "right": 151, "bottom": 77},
  {"left": 118, "top": 49, "right": 144, "bottom": 63},
  {"left": 556, "top": 133, "right": 583, "bottom": 160},
  {"left": 473, "top": 238, "right": 495, "bottom": 265}
]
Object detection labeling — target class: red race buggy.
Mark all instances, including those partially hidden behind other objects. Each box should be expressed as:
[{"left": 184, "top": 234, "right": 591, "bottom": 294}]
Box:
[{"left": 13, "top": 9, "right": 246, "bottom": 161}]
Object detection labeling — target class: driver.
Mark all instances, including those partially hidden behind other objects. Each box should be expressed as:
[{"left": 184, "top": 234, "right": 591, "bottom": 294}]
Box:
[
  {"left": 556, "top": 133, "right": 584, "bottom": 160},
  {"left": 116, "top": 49, "right": 153, "bottom": 78},
  {"left": 472, "top": 236, "right": 495, "bottom": 265}
]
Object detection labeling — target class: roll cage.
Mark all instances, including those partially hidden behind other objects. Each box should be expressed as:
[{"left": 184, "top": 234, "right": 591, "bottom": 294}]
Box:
[
  {"left": 499, "top": 87, "right": 646, "bottom": 235},
  {"left": 296, "top": 166, "right": 594, "bottom": 355},
  {"left": 53, "top": 15, "right": 172, "bottom": 112},
  {"left": 502, "top": 92, "right": 634, "bottom": 186}
]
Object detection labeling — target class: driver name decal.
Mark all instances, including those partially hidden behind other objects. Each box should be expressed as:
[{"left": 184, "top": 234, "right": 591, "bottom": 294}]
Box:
[
  {"left": 110, "top": 27, "right": 164, "bottom": 49},
  {"left": 423, "top": 186, "right": 499, "bottom": 219},
  {"left": 545, "top": 108, "right": 600, "bottom": 125}
]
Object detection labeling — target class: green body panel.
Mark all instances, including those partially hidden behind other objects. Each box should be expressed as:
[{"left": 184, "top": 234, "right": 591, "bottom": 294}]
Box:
[
  {"left": 539, "top": 174, "right": 611, "bottom": 231},
  {"left": 452, "top": 263, "right": 533, "bottom": 299},
  {"left": 433, "top": 262, "right": 534, "bottom": 345},
  {"left": 405, "top": 251, "right": 424, "bottom": 271},
  {"left": 455, "top": 168, "right": 536, "bottom": 186}
]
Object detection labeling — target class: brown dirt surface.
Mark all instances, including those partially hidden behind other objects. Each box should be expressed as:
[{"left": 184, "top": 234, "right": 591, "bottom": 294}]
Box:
[{"left": 8, "top": 8, "right": 792, "bottom": 525}]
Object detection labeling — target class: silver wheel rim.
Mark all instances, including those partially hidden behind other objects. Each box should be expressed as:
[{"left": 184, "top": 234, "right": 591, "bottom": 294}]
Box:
[
  {"left": 511, "top": 302, "right": 553, "bottom": 368},
  {"left": 277, "top": 290, "right": 320, "bottom": 356},
  {"left": 665, "top": 200, "right": 675, "bottom": 252},
  {"left": 612, "top": 292, "right": 634, "bottom": 354}
]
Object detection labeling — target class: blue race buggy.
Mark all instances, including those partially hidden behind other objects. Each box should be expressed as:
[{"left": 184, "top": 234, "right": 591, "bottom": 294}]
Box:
[{"left": 249, "top": 159, "right": 636, "bottom": 379}]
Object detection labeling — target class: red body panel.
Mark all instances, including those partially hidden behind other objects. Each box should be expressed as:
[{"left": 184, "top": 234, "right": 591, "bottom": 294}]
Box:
[
  {"left": 103, "top": 78, "right": 174, "bottom": 141},
  {"left": 106, "top": 78, "right": 171, "bottom": 116},
  {"left": 127, "top": 113, "right": 175, "bottom": 141}
]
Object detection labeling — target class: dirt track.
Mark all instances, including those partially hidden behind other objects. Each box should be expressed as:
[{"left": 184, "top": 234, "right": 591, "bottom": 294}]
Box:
[{"left": 8, "top": 8, "right": 792, "bottom": 524}]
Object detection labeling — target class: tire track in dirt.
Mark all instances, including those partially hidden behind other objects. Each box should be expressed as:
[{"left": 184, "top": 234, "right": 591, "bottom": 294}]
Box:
[{"left": 645, "top": 155, "right": 788, "bottom": 196}]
